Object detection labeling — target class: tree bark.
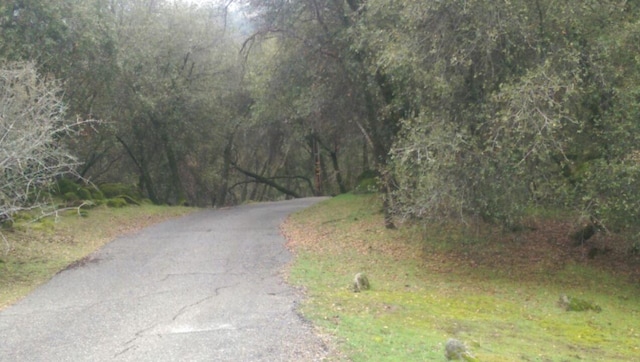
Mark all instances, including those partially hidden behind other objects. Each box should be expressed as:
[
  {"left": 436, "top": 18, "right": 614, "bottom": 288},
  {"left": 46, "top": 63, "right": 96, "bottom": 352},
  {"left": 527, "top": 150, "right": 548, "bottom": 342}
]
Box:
[
  {"left": 149, "top": 113, "right": 185, "bottom": 204},
  {"left": 215, "top": 133, "right": 234, "bottom": 207}
]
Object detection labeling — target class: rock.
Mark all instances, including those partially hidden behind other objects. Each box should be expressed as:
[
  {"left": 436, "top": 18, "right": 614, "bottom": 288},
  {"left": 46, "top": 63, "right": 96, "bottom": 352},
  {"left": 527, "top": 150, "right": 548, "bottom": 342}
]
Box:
[
  {"left": 353, "top": 272, "right": 370, "bottom": 292},
  {"left": 445, "top": 338, "right": 478, "bottom": 361}
]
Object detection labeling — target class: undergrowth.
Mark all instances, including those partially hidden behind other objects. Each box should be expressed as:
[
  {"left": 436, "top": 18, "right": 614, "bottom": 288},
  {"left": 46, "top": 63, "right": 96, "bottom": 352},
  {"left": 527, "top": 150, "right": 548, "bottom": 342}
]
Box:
[{"left": 283, "top": 193, "right": 640, "bottom": 361}]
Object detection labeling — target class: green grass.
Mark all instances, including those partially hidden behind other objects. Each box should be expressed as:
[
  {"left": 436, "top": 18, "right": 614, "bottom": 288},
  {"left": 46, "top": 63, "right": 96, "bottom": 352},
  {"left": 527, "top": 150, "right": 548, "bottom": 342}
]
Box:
[
  {"left": 284, "top": 194, "right": 640, "bottom": 361},
  {"left": 0, "top": 204, "right": 195, "bottom": 309}
]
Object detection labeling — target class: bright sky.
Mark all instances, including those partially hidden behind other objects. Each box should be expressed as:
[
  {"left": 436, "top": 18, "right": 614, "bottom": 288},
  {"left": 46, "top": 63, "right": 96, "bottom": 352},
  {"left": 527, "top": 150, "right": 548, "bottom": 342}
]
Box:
[
  {"left": 175, "top": 0, "right": 242, "bottom": 12},
  {"left": 177, "top": 0, "right": 233, "bottom": 6}
]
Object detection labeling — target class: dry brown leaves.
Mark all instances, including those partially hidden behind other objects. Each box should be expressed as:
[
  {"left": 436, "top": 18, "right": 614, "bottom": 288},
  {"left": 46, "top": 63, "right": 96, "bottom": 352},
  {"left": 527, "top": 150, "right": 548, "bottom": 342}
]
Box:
[{"left": 282, "top": 204, "right": 640, "bottom": 285}]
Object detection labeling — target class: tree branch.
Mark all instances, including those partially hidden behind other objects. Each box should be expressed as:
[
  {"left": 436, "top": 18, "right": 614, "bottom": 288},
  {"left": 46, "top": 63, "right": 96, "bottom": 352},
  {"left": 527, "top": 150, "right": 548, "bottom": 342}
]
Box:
[{"left": 230, "top": 161, "right": 302, "bottom": 198}]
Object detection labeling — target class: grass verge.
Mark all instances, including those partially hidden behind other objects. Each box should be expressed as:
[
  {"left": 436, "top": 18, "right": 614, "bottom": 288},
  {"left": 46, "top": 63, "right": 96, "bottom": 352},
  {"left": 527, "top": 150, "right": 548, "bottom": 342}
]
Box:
[
  {"left": 283, "top": 194, "right": 640, "bottom": 361},
  {"left": 0, "top": 204, "right": 196, "bottom": 309}
]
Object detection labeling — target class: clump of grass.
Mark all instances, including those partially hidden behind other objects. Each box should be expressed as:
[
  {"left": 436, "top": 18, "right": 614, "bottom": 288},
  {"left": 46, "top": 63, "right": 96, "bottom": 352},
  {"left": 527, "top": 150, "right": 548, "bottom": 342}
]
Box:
[
  {"left": 284, "top": 194, "right": 640, "bottom": 361},
  {"left": 0, "top": 204, "right": 195, "bottom": 309}
]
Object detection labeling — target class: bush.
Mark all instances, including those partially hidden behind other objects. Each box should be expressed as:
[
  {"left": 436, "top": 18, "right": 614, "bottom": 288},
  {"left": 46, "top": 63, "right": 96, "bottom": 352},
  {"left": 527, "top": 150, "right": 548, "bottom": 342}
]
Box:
[
  {"left": 63, "top": 192, "right": 79, "bottom": 202},
  {"left": 90, "top": 189, "right": 105, "bottom": 200},
  {"left": 55, "top": 179, "right": 98, "bottom": 201},
  {"left": 76, "top": 188, "right": 92, "bottom": 200},
  {"left": 106, "top": 198, "right": 128, "bottom": 208},
  {"left": 99, "top": 183, "right": 141, "bottom": 200},
  {"left": 353, "top": 170, "right": 379, "bottom": 194},
  {"left": 56, "top": 178, "right": 79, "bottom": 196}
]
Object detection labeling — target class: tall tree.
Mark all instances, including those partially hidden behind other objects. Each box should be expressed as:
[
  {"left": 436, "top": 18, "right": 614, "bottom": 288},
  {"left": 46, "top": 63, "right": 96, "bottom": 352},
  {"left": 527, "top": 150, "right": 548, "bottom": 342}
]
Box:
[
  {"left": 381, "top": 0, "right": 640, "bottom": 232},
  {"left": 105, "top": 0, "right": 245, "bottom": 205}
]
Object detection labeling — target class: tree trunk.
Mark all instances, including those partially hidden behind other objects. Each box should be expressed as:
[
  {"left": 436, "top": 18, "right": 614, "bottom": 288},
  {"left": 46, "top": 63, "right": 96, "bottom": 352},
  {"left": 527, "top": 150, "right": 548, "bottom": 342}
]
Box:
[
  {"left": 150, "top": 113, "right": 185, "bottom": 205},
  {"left": 329, "top": 149, "right": 346, "bottom": 194},
  {"left": 311, "top": 135, "right": 322, "bottom": 196},
  {"left": 362, "top": 138, "right": 369, "bottom": 172},
  {"left": 116, "top": 135, "right": 159, "bottom": 204},
  {"left": 215, "top": 134, "right": 234, "bottom": 207}
]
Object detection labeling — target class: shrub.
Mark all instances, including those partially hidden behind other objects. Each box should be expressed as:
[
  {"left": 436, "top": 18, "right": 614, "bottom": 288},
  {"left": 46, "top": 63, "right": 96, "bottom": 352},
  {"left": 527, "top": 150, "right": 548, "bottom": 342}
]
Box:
[
  {"left": 106, "top": 198, "right": 128, "bottom": 208},
  {"left": 90, "top": 189, "right": 105, "bottom": 200},
  {"left": 76, "top": 188, "right": 92, "bottom": 200},
  {"left": 353, "top": 170, "right": 379, "bottom": 194},
  {"left": 56, "top": 178, "right": 79, "bottom": 196},
  {"left": 99, "top": 183, "right": 141, "bottom": 200},
  {"left": 63, "top": 192, "right": 79, "bottom": 202}
]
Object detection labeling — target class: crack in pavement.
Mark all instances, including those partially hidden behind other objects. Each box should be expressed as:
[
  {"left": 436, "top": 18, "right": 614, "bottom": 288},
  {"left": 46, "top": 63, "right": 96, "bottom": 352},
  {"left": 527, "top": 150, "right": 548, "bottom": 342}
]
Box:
[
  {"left": 115, "top": 283, "right": 242, "bottom": 358},
  {"left": 171, "top": 282, "right": 241, "bottom": 322},
  {"left": 159, "top": 272, "right": 229, "bottom": 282}
]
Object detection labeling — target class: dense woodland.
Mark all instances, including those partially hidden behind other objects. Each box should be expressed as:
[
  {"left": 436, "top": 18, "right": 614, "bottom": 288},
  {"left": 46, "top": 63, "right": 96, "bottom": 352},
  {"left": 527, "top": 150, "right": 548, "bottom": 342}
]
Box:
[{"left": 2, "top": 0, "right": 640, "bottom": 243}]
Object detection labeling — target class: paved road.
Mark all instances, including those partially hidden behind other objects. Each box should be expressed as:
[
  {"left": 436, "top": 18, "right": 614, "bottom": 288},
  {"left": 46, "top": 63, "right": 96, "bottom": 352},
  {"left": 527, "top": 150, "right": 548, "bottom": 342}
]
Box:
[{"left": 0, "top": 198, "right": 329, "bottom": 361}]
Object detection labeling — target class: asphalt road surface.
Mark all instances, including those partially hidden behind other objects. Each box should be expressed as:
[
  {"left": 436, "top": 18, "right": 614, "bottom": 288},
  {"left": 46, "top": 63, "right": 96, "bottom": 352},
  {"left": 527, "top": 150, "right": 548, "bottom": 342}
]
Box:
[{"left": 0, "top": 198, "right": 330, "bottom": 361}]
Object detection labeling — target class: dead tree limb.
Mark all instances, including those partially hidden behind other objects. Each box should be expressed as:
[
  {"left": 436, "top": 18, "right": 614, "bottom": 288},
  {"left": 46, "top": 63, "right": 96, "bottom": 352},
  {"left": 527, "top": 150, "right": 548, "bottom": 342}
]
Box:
[{"left": 230, "top": 162, "right": 301, "bottom": 199}]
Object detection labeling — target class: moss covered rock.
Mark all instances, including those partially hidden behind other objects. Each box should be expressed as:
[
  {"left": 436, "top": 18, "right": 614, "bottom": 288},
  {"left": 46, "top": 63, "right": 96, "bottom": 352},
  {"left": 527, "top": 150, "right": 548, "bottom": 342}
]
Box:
[{"left": 445, "top": 338, "right": 479, "bottom": 361}]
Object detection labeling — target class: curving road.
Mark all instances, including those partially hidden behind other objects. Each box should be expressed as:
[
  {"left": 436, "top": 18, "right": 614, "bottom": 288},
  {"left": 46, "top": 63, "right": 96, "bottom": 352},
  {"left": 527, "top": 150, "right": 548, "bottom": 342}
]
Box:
[{"left": 0, "top": 198, "right": 329, "bottom": 361}]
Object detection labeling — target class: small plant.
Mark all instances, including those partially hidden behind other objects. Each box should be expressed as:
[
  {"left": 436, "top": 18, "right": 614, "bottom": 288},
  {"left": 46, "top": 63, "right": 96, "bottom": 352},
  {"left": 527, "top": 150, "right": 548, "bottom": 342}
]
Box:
[
  {"left": 353, "top": 170, "right": 379, "bottom": 194},
  {"left": 558, "top": 294, "right": 602, "bottom": 312},
  {"left": 56, "top": 178, "right": 80, "bottom": 196},
  {"left": 64, "top": 192, "right": 80, "bottom": 202},
  {"left": 76, "top": 188, "right": 92, "bottom": 201},
  {"left": 90, "top": 189, "right": 105, "bottom": 200},
  {"left": 98, "top": 183, "right": 141, "bottom": 200},
  {"left": 106, "top": 198, "right": 128, "bottom": 208}
]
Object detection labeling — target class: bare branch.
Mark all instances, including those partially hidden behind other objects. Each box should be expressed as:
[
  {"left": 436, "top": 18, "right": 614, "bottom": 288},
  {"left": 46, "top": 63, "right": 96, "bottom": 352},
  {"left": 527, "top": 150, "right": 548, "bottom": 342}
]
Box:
[{"left": 0, "top": 61, "right": 92, "bottom": 220}]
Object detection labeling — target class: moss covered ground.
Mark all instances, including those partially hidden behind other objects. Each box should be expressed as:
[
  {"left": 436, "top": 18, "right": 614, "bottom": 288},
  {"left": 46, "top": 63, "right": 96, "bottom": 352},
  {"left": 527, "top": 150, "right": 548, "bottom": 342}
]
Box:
[{"left": 283, "top": 194, "right": 640, "bottom": 361}]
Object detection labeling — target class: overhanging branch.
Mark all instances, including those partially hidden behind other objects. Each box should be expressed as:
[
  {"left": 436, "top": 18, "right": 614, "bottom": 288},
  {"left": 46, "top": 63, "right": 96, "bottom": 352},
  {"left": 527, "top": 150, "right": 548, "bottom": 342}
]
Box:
[{"left": 230, "top": 162, "right": 301, "bottom": 198}]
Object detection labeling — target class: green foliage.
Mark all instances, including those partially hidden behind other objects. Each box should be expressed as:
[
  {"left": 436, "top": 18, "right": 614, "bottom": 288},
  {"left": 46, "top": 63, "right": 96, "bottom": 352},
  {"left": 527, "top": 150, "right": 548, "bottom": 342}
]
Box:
[
  {"left": 106, "top": 198, "right": 128, "bottom": 208},
  {"left": 353, "top": 170, "right": 379, "bottom": 194},
  {"left": 63, "top": 192, "right": 79, "bottom": 202},
  {"left": 55, "top": 179, "right": 96, "bottom": 201},
  {"left": 4, "top": 0, "right": 639, "bottom": 232},
  {"left": 575, "top": 159, "right": 640, "bottom": 231},
  {"left": 75, "top": 188, "right": 91, "bottom": 201},
  {"left": 90, "top": 189, "right": 104, "bottom": 200},
  {"left": 379, "top": 0, "right": 640, "bottom": 239},
  {"left": 55, "top": 179, "right": 79, "bottom": 196},
  {"left": 558, "top": 295, "right": 602, "bottom": 313},
  {"left": 98, "top": 183, "right": 140, "bottom": 200}
]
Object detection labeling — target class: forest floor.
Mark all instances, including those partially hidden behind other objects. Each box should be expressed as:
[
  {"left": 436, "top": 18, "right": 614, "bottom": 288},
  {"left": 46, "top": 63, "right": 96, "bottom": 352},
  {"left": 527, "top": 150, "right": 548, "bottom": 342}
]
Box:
[{"left": 282, "top": 193, "right": 640, "bottom": 361}]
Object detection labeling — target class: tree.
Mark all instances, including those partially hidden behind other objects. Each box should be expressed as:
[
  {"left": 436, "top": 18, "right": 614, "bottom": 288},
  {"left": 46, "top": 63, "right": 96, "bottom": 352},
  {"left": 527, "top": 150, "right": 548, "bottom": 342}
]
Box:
[
  {"left": 101, "top": 0, "right": 245, "bottom": 205},
  {"left": 383, "top": 0, "right": 640, "bottom": 233},
  {"left": 0, "top": 61, "right": 83, "bottom": 221},
  {"left": 243, "top": 0, "right": 390, "bottom": 203}
]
